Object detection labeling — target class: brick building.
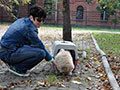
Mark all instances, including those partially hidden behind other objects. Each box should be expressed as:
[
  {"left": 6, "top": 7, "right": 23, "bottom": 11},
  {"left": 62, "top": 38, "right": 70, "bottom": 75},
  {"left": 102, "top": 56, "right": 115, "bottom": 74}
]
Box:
[{"left": 0, "top": 0, "right": 120, "bottom": 28}]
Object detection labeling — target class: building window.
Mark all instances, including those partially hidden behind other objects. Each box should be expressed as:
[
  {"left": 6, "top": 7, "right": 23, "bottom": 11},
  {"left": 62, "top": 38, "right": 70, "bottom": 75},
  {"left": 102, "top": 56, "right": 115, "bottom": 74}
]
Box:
[
  {"left": 44, "top": 0, "right": 52, "bottom": 19},
  {"left": 76, "top": 6, "right": 84, "bottom": 20},
  {"left": 101, "top": 11, "right": 108, "bottom": 21}
]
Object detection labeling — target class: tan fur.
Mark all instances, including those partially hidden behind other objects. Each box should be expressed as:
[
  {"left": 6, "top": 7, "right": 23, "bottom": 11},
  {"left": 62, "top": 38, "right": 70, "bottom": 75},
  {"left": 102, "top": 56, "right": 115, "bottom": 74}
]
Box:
[{"left": 55, "top": 49, "right": 74, "bottom": 74}]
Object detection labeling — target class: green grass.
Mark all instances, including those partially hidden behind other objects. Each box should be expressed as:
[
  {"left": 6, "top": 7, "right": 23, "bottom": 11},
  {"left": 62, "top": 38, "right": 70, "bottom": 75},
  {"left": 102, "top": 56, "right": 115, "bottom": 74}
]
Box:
[{"left": 92, "top": 33, "right": 120, "bottom": 57}]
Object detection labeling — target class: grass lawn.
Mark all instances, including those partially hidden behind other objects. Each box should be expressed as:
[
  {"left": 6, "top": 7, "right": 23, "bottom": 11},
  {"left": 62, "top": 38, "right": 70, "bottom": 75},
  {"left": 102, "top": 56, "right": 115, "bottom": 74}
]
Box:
[{"left": 92, "top": 33, "right": 120, "bottom": 58}]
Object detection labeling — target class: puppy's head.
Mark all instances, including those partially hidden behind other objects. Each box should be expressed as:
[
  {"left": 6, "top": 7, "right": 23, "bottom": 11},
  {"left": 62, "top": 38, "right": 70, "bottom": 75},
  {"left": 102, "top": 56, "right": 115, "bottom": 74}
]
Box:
[{"left": 61, "top": 65, "right": 74, "bottom": 73}]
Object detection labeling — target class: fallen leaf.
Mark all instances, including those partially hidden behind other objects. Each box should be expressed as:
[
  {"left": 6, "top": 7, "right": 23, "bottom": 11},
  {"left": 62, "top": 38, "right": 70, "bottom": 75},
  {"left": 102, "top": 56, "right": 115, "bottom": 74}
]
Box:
[
  {"left": 88, "top": 82, "right": 92, "bottom": 85},
  {"left": 94, "top": 61, "right": 100, "bottom": 65},
  {"left": 101, "top": 77, "right": 107, "bottom": 81},
  {"left": 20, "top": 80, "right": 25, "bottom": 84},
  {"left": 101, "top": 71, "right": 105, "bottom": 74},
  {"left": 71, "top": 80, "right": 82, "bottom": 85},
  {"left": 77, "top": 60, "right": 80, "bottom": 64},
  {"left": 58, "top": 82, "right": 66, "bottom": 87},
  {"left": 98, "top": 84, "right": 102, "bottom": 87},
  {"left": 90, "top": 74, "right": 95, "bottom": 77},
  {"left": 96, "top": 73, "right": 103, "bottom": 77},
  {"left": 85, "top": 64, "right": 91, "bottom": 68},
  {"left": 0, "top": 85, "right": 7, "bottom": 89},
  {"left": 86, "top": 77, "right": 92, "bottom": 81},
  {"left": 93, "top": 57, "right": 97, "bottom": 60},
  {"left": 75, "top": 77, "right": 81, "bottom": 82},
  {"left": 25, "top": 80, "right": 31, "bottom": 84},
  {"left": 37, "top": 81, "right": 45, "bottom": 86}
]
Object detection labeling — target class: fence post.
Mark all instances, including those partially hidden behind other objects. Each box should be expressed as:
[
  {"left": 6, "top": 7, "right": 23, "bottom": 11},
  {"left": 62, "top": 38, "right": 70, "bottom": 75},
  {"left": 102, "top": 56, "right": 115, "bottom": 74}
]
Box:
[
  {"left": 55, "top": 0, "right": 58, "bottom": 24},
  {"left": 85, "top": 10, "right": 88, "bottom": 26}
]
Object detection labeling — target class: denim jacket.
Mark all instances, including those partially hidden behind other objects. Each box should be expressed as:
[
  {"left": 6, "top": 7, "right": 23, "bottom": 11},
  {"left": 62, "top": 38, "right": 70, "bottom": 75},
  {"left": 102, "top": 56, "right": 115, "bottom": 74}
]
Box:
[{"left": 0, "top": 17, "right": 52, "bottom": 61}]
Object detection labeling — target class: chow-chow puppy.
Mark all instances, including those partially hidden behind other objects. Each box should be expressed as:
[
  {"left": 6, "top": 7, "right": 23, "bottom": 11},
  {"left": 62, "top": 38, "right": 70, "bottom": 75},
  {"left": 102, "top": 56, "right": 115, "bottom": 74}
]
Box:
[{"left": 54, "top": 49, "right": 74, "bottom": 75}]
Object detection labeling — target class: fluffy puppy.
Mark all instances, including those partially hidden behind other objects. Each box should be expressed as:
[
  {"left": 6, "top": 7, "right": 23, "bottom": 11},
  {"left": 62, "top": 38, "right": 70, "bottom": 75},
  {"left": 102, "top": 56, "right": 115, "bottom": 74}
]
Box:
[{"left": 54, "top": 49, "right": 74, "bottom": 75}]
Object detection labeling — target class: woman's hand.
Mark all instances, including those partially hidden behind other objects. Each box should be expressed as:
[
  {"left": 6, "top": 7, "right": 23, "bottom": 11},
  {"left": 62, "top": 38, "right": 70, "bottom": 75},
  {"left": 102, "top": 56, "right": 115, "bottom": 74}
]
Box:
[{"left": 52, "top": 61, "right": 59, "bottom": 72}]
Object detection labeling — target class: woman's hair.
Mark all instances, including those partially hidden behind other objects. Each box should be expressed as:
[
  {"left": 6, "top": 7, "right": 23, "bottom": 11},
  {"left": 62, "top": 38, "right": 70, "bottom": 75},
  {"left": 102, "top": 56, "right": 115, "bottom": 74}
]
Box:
[{"left": 29, "top": 4, "right": 46, "bottom": 20}]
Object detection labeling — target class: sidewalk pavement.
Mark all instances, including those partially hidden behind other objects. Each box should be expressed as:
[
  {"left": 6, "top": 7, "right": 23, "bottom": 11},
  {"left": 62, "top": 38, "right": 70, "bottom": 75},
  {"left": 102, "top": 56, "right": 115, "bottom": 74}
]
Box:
[{"left": 0, "top": 30, "right": 111, "bottom": 90}]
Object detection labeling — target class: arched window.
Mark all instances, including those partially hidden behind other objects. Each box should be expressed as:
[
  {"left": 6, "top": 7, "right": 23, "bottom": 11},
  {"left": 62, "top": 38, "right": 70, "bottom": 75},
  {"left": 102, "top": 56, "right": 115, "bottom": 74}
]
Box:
[{"left": 76, "top": 6, "right": 84, "bottom": 20}]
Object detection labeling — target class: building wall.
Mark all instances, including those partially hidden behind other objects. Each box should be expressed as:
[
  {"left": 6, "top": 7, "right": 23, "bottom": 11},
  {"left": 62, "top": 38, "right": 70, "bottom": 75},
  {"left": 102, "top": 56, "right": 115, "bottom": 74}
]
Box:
[
  {"left": 19, "top": 4, "right": 28, "bottom": 18},
  {"left": 53, "top": 0, "right": 120, "bottom": 27},
  {"left": 0, "top": 4, "right": 28, "bottom": 22},
  {"left": 0, "top": 7, "right": 13, "bottom": 22},
  {"left": 69, "top": 0, "right": 120, "bottom": 27},
  {"left": 0, "top": 0, "right": 120, "bottom": 28}
]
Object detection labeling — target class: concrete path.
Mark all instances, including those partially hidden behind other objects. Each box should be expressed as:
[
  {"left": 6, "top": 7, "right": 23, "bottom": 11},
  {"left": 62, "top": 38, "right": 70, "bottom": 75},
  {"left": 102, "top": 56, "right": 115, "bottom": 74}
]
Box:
[
  {"left": 0, "top": 27, "right": 119, "bottom": 90},
  {"left": 73, "top": 30, "right": 120, "bottom": 34}
]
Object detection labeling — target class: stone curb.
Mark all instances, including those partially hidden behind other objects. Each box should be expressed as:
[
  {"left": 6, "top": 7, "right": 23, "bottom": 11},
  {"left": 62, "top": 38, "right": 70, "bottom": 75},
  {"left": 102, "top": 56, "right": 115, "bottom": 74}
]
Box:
[{"left": 90, "top": 33, "right": 120, "bottom": 90}]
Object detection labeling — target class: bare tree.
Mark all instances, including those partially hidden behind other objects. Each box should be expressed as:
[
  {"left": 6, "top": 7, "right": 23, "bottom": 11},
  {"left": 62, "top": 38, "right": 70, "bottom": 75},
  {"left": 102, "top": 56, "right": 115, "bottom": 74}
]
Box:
[{"left": 63, "top": 0, "right": 72, "bottom": 41}]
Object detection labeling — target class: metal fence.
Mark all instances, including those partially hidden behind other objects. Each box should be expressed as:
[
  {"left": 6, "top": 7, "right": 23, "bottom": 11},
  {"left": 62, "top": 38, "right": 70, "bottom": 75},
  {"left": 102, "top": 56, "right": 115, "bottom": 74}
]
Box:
[
  {"left": 0, "top": 8, "right": 120, "bottom": 28},
  {"left": 45, "top": 10, "right": 120, "bottom": 28}
]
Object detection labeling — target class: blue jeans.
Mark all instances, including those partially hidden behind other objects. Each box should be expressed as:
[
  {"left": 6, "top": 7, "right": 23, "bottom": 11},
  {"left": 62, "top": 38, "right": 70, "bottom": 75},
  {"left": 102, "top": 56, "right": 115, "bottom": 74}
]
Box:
[{"left": 0, "top": 45, "right": 47, "bottom": 72}]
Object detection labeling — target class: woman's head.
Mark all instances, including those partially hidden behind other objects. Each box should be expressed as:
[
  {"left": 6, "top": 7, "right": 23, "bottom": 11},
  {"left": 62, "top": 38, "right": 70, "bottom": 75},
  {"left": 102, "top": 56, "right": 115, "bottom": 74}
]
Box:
[
  {"left": 29, "top": 5, "right": 46, "bottom": 20},
  {"left": 29, "top": 5, "right": 46, "bottom": 28}
]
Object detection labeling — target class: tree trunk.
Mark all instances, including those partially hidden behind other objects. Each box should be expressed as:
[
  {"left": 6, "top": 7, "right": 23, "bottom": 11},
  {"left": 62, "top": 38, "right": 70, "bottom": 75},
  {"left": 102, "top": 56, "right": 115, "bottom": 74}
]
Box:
[{"left": 63, "top": 0, "right": 72, "bottom": 41}]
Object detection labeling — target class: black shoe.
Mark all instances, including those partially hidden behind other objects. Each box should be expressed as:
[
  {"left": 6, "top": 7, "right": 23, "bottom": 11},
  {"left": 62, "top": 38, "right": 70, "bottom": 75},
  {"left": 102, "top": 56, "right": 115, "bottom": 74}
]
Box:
[{"left": 8, "top": 65, "right": 30, "bottom": 77}]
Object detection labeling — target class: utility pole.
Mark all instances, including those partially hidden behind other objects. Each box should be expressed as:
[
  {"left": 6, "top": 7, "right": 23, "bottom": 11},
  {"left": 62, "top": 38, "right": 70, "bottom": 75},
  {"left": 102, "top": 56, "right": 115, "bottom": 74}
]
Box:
[{"left": 55, "top": 0, "right": 58, "bottom": 24}]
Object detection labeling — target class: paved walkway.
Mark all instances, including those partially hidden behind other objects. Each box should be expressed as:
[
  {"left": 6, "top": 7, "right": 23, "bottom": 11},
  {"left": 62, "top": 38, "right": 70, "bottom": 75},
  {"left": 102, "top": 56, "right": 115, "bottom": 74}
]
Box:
[
  {"left": 73, "top": 30, "right": 120, "bottom": 34},
  {"left": 0, "top": 27, "right": 119, "bottom": 90}
]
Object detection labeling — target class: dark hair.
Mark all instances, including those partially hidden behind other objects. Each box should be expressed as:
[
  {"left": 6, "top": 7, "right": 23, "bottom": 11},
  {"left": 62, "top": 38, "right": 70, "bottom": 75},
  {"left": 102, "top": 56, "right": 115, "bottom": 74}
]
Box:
[{"left": 29, "top": 5, "right": 46, "bottom": 20}]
